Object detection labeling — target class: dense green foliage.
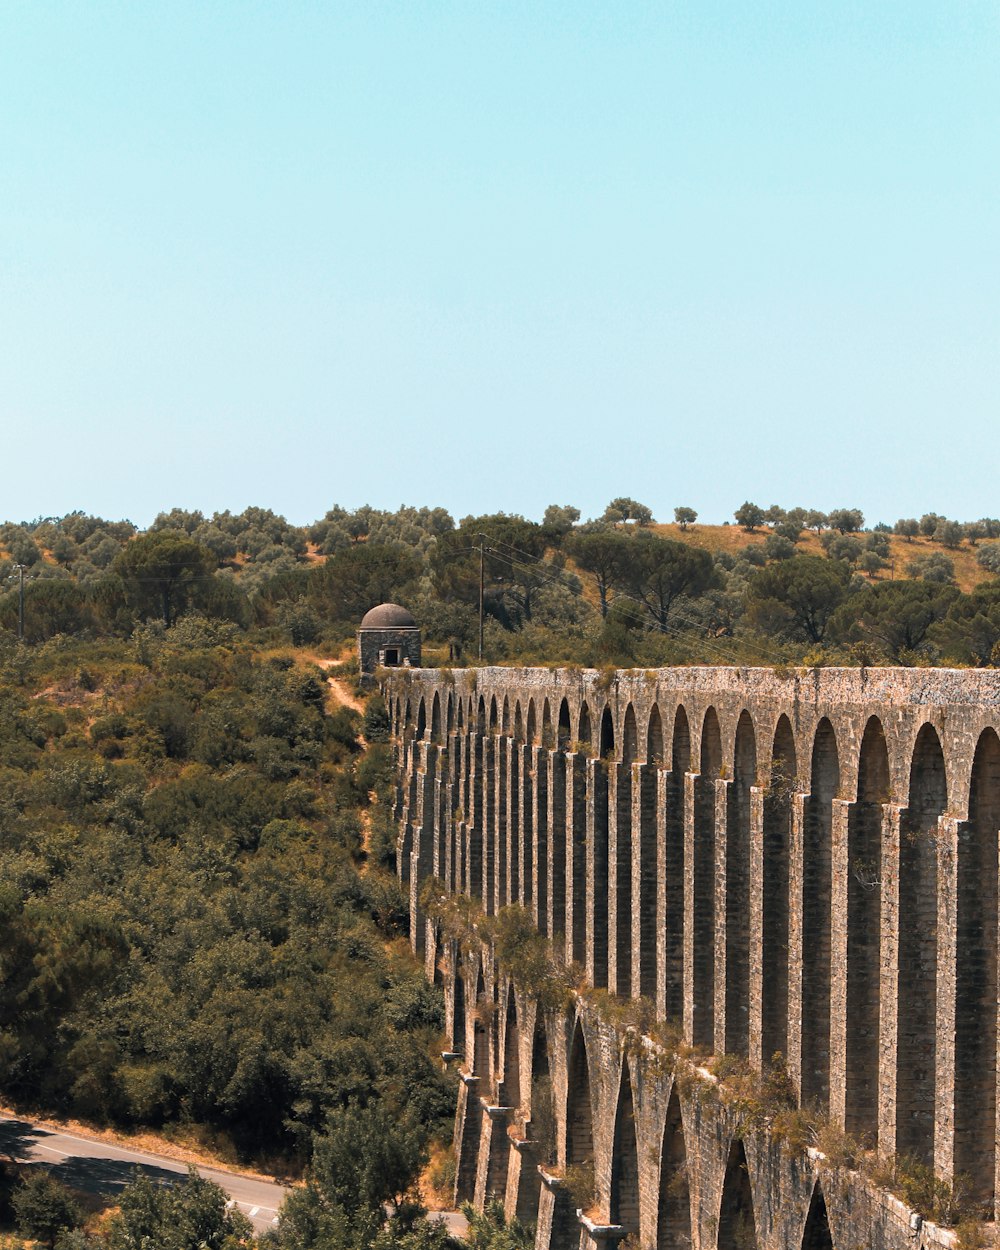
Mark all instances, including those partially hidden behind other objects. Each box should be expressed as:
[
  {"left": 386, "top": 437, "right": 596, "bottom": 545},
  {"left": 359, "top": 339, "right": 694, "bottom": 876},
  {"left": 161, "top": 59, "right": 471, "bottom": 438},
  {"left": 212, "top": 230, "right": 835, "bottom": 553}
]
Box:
[{"left": 0, "top": 622, "right": 450, "bottom": 1167}]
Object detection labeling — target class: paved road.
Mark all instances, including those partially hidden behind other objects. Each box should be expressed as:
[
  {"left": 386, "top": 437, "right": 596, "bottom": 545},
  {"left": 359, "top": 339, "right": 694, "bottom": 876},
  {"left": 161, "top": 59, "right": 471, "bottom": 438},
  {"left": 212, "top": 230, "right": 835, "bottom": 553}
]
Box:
[
  {"left": 0, "top": 1116, "right": 288, "bottom": 1233},
  {"left": 0, "top": 1116, "right": 469, "bottom": 1240}
]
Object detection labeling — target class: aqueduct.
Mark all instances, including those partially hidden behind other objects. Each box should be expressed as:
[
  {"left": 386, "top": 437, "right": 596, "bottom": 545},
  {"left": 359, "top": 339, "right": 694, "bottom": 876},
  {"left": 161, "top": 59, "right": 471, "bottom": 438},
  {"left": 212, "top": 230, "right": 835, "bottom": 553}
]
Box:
[{"left": 387, "top": 665, "right": 1000, "bottom": 1249}]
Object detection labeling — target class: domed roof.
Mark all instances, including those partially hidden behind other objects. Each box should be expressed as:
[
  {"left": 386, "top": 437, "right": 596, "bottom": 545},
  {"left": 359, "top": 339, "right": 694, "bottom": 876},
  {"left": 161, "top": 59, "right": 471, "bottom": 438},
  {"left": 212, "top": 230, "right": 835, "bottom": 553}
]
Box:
[{"left": 359, "top": 603, "right": 417, "bottom": 630}]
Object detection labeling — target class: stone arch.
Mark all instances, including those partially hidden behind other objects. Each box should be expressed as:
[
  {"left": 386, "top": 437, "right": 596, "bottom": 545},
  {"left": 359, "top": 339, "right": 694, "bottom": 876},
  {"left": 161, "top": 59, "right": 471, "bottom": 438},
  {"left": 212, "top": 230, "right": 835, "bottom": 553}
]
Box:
[
  {"left": 453, "top": 967, "right": 467, "bottom": 1055},
  {"left": 954, "top": 728, "right": 1000, "bottom": 1203},
  {"left": 647, "top": 704, "right": 664, "bottom": 765},
  {"left": 846, "top": 716, "right": 888, "bottom": 1139},
  {"left": 800, "top": 1181, "right": 834, "bottom": 1249},
  {"left": 478, "top": 695, "right": 487, "bottom": 733},
  {"left": 622, "top": 704, "right": 639, "bottom": 766},
  {"left": 431, "top": 691, "right": 441, "bottom": 741},
  {"left": 609, "top": 1064, "right": 640, "bottom": 1233},
  {"left": 416, "top": 697, "right": 427, "bottom": 740},
  {"left": 718, "top": 1139, "right": 758, "bottom": 1249},
  {"left": 566, "top": 1023, "right": 595, "bottom": 1170},
  {"left": 473, "top": 968, "right": 491, "bottom": 1083},
  {"left": 502, "top": 696, "right": 511, "bottom": 734},
  {"left": 502, "top": 989, "right": 521, "bottom": 1111},
  {"left": 693, "top": 708, "right": 722, "bottom": 1048},
  {"left": 803, "top": 718, "right": 838, "bottom": 1108},
  {"left": 557, "top": 699, "right": 571, "bottom": 749},
  {"left": 489, "top": 695, "right": 499, "bottom": 731},
  {"left": 530, "top": 1012, "right": 556, "bottom": 1166},
  {"left": 593, "top": 707, "right": 611, "bottom": 986},
  {"left": 656, "top": 1089, "right": 691, "bottom": 1250},
  {"left": 600, "top": 705, "right": 615, "bottom": 759},
  {"left": 897, "top": 722, "right": 946, "bottom": 1164},
  {"left": 762, "top": 714, "right": 795, "bottom": 1065},
  {"left": 664, "top": 706, "right": 691, "bottom": 1018},
  {"left": 514, "top": 701, "right": 524, "bottom": 743},
  {"left": 578, "top": 702, "right": 593, "bottom": 752},
  {"left": 726, "top": 711, "right": 756, "bottom": 1056},
  {"left": 446, "top": 692, "right": 455, "bottom": 734},
  {"left": 404, "top": 697, "right": 413, "bottom": 735},
  {"left": 527, "top": 700, "right": 537, "bottom": 745},
  {"left": 457, "top": 697, "right": 464, "bottom": 729}
]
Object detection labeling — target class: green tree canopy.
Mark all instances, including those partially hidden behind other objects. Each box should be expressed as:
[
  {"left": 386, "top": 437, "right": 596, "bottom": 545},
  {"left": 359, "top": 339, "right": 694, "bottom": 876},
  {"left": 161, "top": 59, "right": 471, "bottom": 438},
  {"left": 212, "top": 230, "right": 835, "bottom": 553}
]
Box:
[
  {"left": 111, "top": 531, "right": 218, "bottom": 626},
  {"left": 619, "top": 532, "right": 715, "bottom": 630},
  {"left": 748, "top": 555, "right": 851, "bottom": 643},
  {"left": 830, "top": 580, "right": 958, "bottom": 662}
]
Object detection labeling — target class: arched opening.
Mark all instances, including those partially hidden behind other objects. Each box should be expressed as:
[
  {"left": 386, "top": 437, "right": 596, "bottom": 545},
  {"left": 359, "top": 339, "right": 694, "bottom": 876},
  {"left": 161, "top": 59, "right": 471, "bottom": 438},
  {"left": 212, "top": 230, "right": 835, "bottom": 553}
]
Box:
[
  {"left": 726, "top": 711, "right": 756, "bottom": 1056},
  {"left": 592, "top": 706, "right": 610, "bottom": 987},
  {"left": 404, "top": 698, "right": 413, "bottom": 736},
  {"left": 514, "top": 702, "right": 524, "bottom": 743},
  {"left": 503, "top": 991, "right": 521, "bottom": 1111},
  {"left": 473, "top": 971, "right": 491, "bottom": 1084},
  {"left": 431, "top": 692, "right": 441, "bottom": 741},
  {"left": 416, "top": 698, "right": 427, "bottom": 740},
  {"left": 453, "top": 969, "right": 467, "bottom": 1055},
  {"left": 762, "top": 715, "right": 795, "bottom": 1064},
  {"left": 622, "top": 705, "right": 638, "bottom": 766},
  {"left": 846, "top": 716, "right": 888, "bottom": 1140},
  {"left": 600, "top": 706, "right": 615, "bottom": 759},
  {"left": 954, "top": 728, "right": 1000, "bottom": 1203},
  {"left": 457, "top": 698, "right": 464, "bottom": 729},
  {"left": 803, "top": 718, "right": 838, "bottom": 1108},
  {"left": 502, "top": 696, "right": 511, "bottom": 734},
  {"left": 648, "top": 705, "right": 664, "bottom": 766},
  {"left": 656, "top": 1090, "right": 691, "bottom": 1250},
  {"left": 566, "top": 1025, "right": 595, "bottom": 1173},
  {"left": 693, "top": 708, "right": 721, "bottom": 1049},
  {"left": 718, "top": 1139, "right": 758, "bottom": 1250},
  {"left": 527, "top": 700, "right": 537, "bottom": 745},
  {"left": 557, "top": 699, "right": 571, "bottom": 750},
  {"left": 578, "top": 703, "right": 593, "bottom": 752},
  {"left": 610, "top": 704, "right": 630, "bottom": 995},
  {"left": 478, "top": 695, "right": 487, "bottom": 733},
  {"left": 665, "top": 706, "right": 691, "bottom": 1019},
  {"left": 897, "top": 723, "right": 946, "bottom": 1164},
  {"left": 489, "top": 696, "right": 499, "bottom": 732},
  {"left": 800, "top": 1182, "right": 833, "bottom": 1250},
  {"left": 610, "top": 1067, "right": 640, "bottom": 1234},
  {"left": 446, "top": 693, "right": 454, "bottom": 734},
  {"left": 530, "top": 1014, "right": 556, "bottom": 1166}
]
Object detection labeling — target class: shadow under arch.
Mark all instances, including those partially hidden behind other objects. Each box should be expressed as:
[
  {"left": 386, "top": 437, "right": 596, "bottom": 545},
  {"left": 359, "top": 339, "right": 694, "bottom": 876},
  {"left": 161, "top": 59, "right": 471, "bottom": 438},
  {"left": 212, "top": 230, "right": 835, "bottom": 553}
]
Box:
[
  {"left": 898, "top": 722, "right": 946, "bottom": 1164},
  {"left": 622, "top": 704, "right": 638, "bottom": 765},
  {"left": 718, "top": 1139, "right": 758, "bottom": 1249},
  {"left": 664, "top": 705, "right": 691, "bottom": 1019},
  {"left": 502, "top": 987, "right": 521, "bottom": 1111},
  {"left": 610, "top": 1063, "right": 640, "bottom": 1234},
  {"left": 431, "top": 691, "right": 441, "bottom": 740},
  {"left": 647, "top": 703, "right": 664, "bottom": 765},
  {"left": 800, "top": 1180, "right": 834, "bottom": 1249},
  {"left": 954, "top": 727, "right": 1000, "bottom": 1204},
  {"left": 693, "top": 708, "right": 722, "bottom": 1048},
  {"left": 803, "top": 717, "right": 838, "bottom": 1109},
  {"left": 416, "top": 697, "right": 427, "bottom": 740},
  {"left": 762, "top": 713, "right": 795, "bottom": 1064},
  {"left": 578, "top": 702, "right": 593, "bottom": 751},
  {"left": 846, "top": 715, "right": 888, "bottom": 1140},
  {"left": 452, "top": 965, "right": 467, "bottom": 1056},
  {"left": 557, "top": 698, "right": 571, "bottom": 749},
  {"left": 566, "top": 1022, "right": 595, "bottom": 1170},
  {"left": 656, "top": 1089, "right": 692, "bottom": 1250},
  {"left": 726, "top": 711, "right": 756, "bottom": 1057}
]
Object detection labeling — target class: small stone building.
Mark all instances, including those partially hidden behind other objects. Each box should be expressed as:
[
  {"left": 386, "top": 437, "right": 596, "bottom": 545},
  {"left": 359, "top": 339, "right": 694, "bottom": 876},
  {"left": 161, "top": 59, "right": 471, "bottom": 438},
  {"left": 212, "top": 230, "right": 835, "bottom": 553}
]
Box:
[{"left": 357, "top": 603, "right": 421, "bottom": 680}]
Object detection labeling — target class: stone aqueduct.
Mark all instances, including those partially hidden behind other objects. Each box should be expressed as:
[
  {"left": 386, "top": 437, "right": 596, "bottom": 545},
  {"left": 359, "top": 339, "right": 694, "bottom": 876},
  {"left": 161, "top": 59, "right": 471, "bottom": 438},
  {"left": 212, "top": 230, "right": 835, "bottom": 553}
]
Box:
[{"left": 386, "top": 665, "right": 1000, "bottom": 1250}]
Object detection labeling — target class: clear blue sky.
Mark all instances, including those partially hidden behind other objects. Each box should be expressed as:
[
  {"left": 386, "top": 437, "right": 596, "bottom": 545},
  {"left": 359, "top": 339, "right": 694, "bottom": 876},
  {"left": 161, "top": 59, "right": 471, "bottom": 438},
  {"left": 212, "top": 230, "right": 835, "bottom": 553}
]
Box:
[{"left": 1, "top": 2, "right": 996, "bottom": 528}]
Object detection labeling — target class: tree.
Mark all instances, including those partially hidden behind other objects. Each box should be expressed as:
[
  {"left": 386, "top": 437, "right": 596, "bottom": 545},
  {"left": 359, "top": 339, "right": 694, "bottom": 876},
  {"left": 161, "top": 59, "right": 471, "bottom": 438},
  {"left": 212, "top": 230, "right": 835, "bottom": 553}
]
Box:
[
  {"left": 934, "top": 519, "right": 964, "bottom": 549},
  {"left": 734, "top": 502, "right": 765, "bottom": 532},
  {"left": 541, "top": 504, "right": 580, "bottom": 538},
  {"left": 601, "top": 497, "right": 654, "bottom": 526},
  {"left": 311, "top": 543, "right": 422, "bottom": 624},
  {"left": 919, "top": 512, "right": 944, "bottom": 537},
  {"left": 894, "top": 518, "right": 919, "bottom": 541},
  {"left": 978, "top": 542, "right": 1000, "bottom": 575},
  {"left": 619, "top": 532, "right": 714, "bottom": 630},
  {"left": 747, "top": 556, "right": 851, "bottom": 643},
  {"left": 565, "top": 527, "right": 634, "bottom": 618},
  {"left": 831, "top": 580, "right": 957, "bottom": 662},
  {"left": 430, "top": 515, "right": 550, "bottom": 627},
  {"left": 763, "top": 505, "right": 786, "bottom": 527},
  {"left": 804, "top": 509, "right": 827, "bottom": 534},
  {"left": 907, "top": 551, "right": 955, "bottom": 585},
  {"left": 931, "top": 583, "right": 1000, "bottom": 666},
  {"left": 107, "top": 1167, "right": 252, "bottom": 1250},
  {"left": 111, "top": 532, "right": 218, "bottom": 626},
  {"left": 673, "top": 506, "right": 697, "bottom": 530},
  {"left": 12, "top": 1171, "right": 81, "bottom": 1249},
  {"left": 827, "top": 508, "right": 864, "bottom": 534}
]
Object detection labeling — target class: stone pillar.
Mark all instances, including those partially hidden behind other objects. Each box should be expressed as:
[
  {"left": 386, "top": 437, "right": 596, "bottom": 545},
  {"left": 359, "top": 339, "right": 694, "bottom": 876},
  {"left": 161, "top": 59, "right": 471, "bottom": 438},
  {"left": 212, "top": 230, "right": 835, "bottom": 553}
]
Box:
[
  {"left": 713, "top": 776, "right": 732, "bottom": 1059},
  {"left": 519, "top": 742, "right": 533, "bottom": 909},
  {"left": 548, "top": 748, "right": 568, "bottom": 948},
  {"left": 484, "top": 735, "right": 496, "bottom": 914},
  {"left": 566, "top": 753, "right": 587, "bottom": 968},
  {"left": 608, "top": 762, "right": 632, "bottom": 998},
  {"left": 587, "top": 757, "right": 610, "bottom": 990},
  {"left": 787, "top": 792, "right": 807, "bottom": 1099},
  {"left": 935, "top": 814, "right": 961, "bottom": 1181},
  {"left": 476, "top": 1104, "right": 514, "bottom": 1206},
  {"left": 632, "top": 762, "right": 659, "bottom": 1003},
  {"left": 682, "top": 771, "right": 699, "bottom": 1044},
  {"left": 748, "top": 784, "right": 765, "bottom": 1072},
  {"left": 455, "top": 1073, "right": 483, "bottom": 1204},
  {"left": 828, "top": 797, "right": 853, "bottom": 1128},
  {"left": 506, "top": 1138, "right": 542, "bottom": 1228},
  {"left": 878, "top": 804, "right": 905, "bottom": 1159},
  {"left": 532, "top": 744, "right": 548, "bottom": 931}
]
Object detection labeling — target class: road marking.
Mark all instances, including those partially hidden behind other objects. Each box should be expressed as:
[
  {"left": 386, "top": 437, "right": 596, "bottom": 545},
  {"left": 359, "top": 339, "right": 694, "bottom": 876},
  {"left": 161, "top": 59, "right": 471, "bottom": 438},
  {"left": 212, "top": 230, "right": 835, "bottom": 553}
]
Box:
[
  {"left": 249, "top": 1207, "right": 260, "bottom": 1217},
  {"left": 33, "top": 1144, "right": 70, "bottom": 1160}
]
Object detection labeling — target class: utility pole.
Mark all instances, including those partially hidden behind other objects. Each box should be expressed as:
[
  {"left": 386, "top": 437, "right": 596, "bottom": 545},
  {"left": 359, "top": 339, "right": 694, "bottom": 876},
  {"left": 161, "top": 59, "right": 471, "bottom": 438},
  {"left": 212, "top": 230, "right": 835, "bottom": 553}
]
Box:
[
  {"left": 478, "top": 540, "right": 484, "bottom": 662},
  {"left": 12, "top": 564, "right": 24, "bottom": 641}
]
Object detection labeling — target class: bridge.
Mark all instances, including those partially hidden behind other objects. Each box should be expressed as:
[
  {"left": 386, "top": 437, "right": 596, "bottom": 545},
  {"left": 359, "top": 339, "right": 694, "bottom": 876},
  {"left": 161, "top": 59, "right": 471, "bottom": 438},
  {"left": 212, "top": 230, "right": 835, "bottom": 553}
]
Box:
[{"left": 387, "top": 665, "right": 1000, "bottom": 1250}]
